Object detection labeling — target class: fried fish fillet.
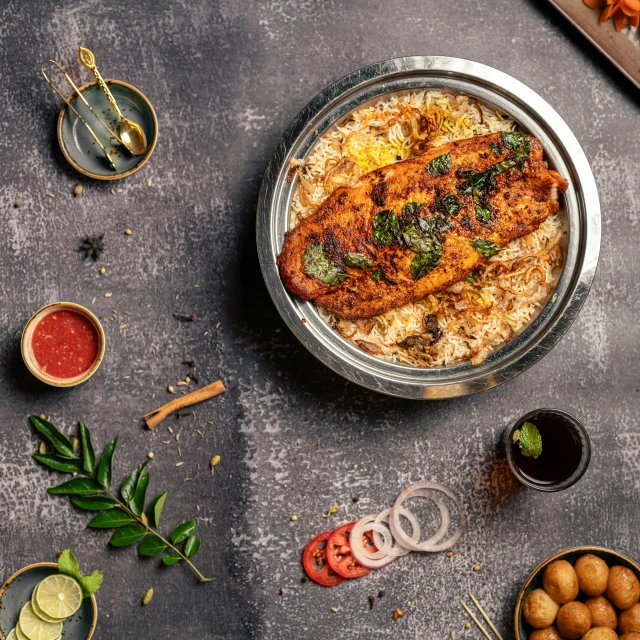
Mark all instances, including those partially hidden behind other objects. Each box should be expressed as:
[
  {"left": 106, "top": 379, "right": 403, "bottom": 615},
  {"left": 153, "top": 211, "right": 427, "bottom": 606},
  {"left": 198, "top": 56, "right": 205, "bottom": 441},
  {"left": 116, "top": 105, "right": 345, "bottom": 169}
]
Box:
[{"left": 278, "top": 132, "right": 568, "bottom": 321}]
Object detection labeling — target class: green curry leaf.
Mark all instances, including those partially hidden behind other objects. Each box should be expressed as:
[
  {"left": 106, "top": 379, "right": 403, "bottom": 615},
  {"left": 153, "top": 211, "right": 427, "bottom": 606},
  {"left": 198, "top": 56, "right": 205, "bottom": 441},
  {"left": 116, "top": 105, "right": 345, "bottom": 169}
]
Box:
[
  {"left": 303, "top": 243, "right": 349, "bottom": 285},
  {"left": 427, "top": 153, "right": 451, "bottom": 177},
  {"left": 343, "top": 253, "right": 373, "bottom": 269},
  {"left": 501, "top": 131, "right": 532, "bottom": 168},
  {"left": 372, "top": 210, "right": 399, "bottom": 246},
  {"left": 410, "top": 242, "right": 443, "bottom": 281},
  {"left": 470, "top": 238, "right": 502, "bottom": 257}
]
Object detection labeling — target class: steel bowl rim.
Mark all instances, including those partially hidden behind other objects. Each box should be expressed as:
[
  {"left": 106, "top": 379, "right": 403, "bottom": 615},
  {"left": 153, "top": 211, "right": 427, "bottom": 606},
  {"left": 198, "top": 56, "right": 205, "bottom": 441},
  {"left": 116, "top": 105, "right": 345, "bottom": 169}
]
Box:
[{"left": 256, "top": 55, "right": 601, "bottom": 399}]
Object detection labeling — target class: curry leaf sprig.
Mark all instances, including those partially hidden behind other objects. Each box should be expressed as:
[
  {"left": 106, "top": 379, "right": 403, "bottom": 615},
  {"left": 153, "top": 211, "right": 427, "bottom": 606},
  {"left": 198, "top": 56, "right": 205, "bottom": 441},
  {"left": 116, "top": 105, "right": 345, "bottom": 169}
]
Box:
[{"left": 30, "top": 415, "right": 213, "bottom": 583}]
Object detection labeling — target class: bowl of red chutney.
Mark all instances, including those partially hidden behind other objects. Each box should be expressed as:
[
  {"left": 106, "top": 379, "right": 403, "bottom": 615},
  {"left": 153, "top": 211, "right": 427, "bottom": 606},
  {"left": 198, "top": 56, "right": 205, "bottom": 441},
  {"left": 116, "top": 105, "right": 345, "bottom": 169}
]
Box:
[{"left": 21, "top": 302, "right": 105, "bottom": 387}]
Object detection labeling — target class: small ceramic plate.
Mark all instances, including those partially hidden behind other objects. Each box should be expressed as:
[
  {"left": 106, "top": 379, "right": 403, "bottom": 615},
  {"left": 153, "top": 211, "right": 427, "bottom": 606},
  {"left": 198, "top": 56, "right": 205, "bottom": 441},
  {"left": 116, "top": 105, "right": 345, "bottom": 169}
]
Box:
[
  {"left": 514, "top": 545, "right": 640, "bottom": 639},
  {"left": 57, "top": 79, "right": 158, "bottom": 180},
  {"left": 0, "top": 563, "right": 97, "bottom": 640}
]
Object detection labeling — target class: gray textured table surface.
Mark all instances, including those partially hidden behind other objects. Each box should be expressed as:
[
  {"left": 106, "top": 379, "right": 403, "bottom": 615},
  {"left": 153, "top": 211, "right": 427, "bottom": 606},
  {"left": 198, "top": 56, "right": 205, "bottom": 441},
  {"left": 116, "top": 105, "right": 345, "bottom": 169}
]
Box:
[{"left": 0, "top": 1, "right": 638, "bottom": 638}]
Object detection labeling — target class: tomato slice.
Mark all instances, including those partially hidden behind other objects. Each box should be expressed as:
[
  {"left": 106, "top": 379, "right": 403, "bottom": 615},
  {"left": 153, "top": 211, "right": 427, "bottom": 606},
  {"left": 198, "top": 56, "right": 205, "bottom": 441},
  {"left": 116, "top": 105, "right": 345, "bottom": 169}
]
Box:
[
  {"left": 302, "top": 530, "right": 346, "bottom": 586},
  {"left": 326, "top": 522, "right": 378, "bottom": 579}
]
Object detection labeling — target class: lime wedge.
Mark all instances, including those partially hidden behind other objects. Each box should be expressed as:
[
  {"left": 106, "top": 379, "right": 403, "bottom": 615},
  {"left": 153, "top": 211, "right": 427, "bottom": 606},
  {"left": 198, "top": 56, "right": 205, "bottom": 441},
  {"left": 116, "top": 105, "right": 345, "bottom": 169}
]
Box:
[
  {"left": 18, "top": 603, "right": 62, "bottom": 640},
  {"left": 35, "top": 574, "right": 82, "bottom": 619},
  {"left": 31, "top": 584, "right": 67, "bottom": 624}
]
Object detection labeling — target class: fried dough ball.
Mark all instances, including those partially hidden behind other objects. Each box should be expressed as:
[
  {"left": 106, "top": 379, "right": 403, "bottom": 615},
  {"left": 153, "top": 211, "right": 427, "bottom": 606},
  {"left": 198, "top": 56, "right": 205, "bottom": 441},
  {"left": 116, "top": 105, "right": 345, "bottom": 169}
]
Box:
[
  {"left": 556, "top": 601, "right": 592, "bottom": 639},
  {"left": 619, "top": 605, "right": 640, "bottom": 635},
  {"left": 606, "top": 567, "right": 640, "bottom": 610},
  {"left": 586, "top": 596, "right": 617, "bottom": 630},
  {"left": 543, "top": 560, "right": 580, "bottom": 604},
  {"left": 524, "top": 589, "right": 562, "bottom": 629},
  {"left": 620, "top": 634, "right": 640, "bottom": 640},
  {"left": 530, "top": 626, "right": 567, "bottom": 640},
  {"left": 582, "top": 628, "right": 619, "bottom": 640},
  {"left": 576, "top": 554, "right": 610, "bottom": 597}
]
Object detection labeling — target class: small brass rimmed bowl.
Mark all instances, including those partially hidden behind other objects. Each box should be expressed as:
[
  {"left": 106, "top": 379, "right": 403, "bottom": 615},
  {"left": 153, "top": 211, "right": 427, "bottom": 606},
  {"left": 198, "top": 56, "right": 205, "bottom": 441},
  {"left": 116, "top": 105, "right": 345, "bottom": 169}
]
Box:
[
  {"left": 57, "top": 78, "right": 158, "bottom": 180},
  {"left": 0, "top": 562, "right": 98, "bottom": 640},
  {"left": 514, "top": 545, "right": 640, "bottom": 639},
  {"left": 21, "top": 302, "right": 106, "bottom": 387}
]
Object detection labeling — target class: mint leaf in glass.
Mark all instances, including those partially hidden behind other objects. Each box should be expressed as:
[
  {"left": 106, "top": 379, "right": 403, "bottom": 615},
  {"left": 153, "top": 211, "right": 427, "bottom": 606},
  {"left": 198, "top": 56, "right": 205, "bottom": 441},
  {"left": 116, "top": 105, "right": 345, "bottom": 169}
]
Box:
[{"left": 518, "top": 421, "right": 543, "bottom": 459}]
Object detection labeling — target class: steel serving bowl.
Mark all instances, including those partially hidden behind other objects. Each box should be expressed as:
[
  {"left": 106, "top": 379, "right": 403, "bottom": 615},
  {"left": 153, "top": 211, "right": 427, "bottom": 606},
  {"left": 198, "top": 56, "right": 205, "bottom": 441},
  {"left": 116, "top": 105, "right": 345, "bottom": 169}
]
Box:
[{"left": 256, "top": 56, "right": 601, "bottom": 399}]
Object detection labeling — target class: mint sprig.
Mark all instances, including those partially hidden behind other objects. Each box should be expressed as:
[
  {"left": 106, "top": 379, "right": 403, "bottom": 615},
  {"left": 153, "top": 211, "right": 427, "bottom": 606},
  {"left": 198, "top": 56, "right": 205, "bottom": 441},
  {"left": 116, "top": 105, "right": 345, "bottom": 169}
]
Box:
[
  {"left": 58, "top": 549, "right": 103, "bottom": 598},
  {"left": 513, "top": 421, "right": 543, "bottom": 459}
]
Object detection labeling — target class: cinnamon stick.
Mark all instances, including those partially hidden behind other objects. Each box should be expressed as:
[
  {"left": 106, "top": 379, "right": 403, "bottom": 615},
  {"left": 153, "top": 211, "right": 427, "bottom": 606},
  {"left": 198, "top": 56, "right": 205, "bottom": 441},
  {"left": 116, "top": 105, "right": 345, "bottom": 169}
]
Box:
[{"left": 144, "top": 380, "right": 225, "bottom": 429}]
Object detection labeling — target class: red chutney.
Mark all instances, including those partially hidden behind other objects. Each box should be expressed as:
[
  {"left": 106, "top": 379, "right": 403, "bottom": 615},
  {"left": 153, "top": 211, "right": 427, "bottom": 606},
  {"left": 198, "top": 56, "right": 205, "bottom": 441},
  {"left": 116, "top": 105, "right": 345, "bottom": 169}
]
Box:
[{"left": 32, "top": 310, "right": 100, "bottom": 379}]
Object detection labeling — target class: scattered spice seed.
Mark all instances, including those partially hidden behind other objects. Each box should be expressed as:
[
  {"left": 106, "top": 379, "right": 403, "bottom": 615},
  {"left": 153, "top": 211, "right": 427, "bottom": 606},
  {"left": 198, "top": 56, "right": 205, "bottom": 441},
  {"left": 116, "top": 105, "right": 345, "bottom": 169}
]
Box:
[
  {"left": 47, "top": 193, "right": 55, "bottom": 198},
  {"left": 124, "top": 229, "right": 132, "bottom": 235},
  {"left": 167, "top": 385, "right": 175, "bottom": 394},
  {"left": 104, "top": 292, "right": 112, "bottom": 298},
  {"left": 100, "top": 267, "right": 106, "bottom": 275},
  {"left": 280, "top": 588, "right": 286, "bottom": 595},
  {"left": 71, "top": 438, "right": 79, "bottom": 452},
  {"left": 465, "top": 623, "right": 471, "bottom": 629},
  {"left": 392, "top": 608, "right": 404, "bottom": 621},
  {"left": 177, "top": 381, "right": 188, "bottom": 387},
  {"left": 369, "top": 594, "right": 376, "bottom": 610},
  {"left": 378, "top": 590, "right": 385, "bottom": 598},
  {"left": 473, "top": 565, "right": 481, "bottom": 571},
  {"left": 14, "top": 201, "right": 21, "bottom": 208},
  {"left": 451, "top": 632, "right": 455, "bottom": 640},
  {"left": 446, "top": 551, "right": 454, "bottom": 558},
  {"left": 147, "top": 452, "right": 154, "bottom": 459},
  {"left": 74, "top": 185, "right": 84, "bottom": 196},
  {"left": 352, "top": 496, "right": 360, "bottom": 503},
  {"left": 331, "top": 608, "right": 338, "bottom": 614},
  {"left": 39, "top": 442, "right": 46, "bottom": 455},
  {"left": 210, "top": 455, "right": 221, "bottom": 475},
  {"left": 147, "top": 178, "right": 153, "bottom": 186},
  {"left": 173, "top": 313, "right": 197, "bottom": 321},
  {"left": 322, "top": 505, "right": 340, "bottom": 519},
  {"left": 175, "top": 462, "right": 184, "bottom": 467},
  {"left": 142, "top": 588, "right": 153, "bottom": 605},
  {"left": 290, "top": 515, "right": 297, "bottom": 522}
]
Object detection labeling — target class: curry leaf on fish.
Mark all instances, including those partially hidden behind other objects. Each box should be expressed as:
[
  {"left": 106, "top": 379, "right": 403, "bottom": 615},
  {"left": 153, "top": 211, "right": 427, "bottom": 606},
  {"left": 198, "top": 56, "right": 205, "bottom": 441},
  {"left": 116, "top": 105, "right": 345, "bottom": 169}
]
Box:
[
  {"left": 303, "top": 243, "right": 350, "bottom": 285},
  {"left": 372, "top": 210, "right": 400, "bottom": 247},
  {"left": 501, "top": 131, "right": 531, "bottom": 168},
  {"left": 427, "top": 153, "right": 451, "bottom": 177},
  {"left": 343, "top": 253, "right": 373, "bottom": 269},
  {"left": 470, "top": 238, "right": 502, "bottom": 257}
]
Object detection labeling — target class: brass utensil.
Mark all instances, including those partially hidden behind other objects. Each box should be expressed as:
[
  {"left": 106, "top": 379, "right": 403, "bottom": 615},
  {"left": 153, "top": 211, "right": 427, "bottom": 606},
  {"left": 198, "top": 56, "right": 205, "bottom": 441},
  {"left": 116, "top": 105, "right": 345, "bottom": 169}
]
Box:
[
  {"left": 41, "top": 60, "right": 117, "bottom": 171},
  {"left": 78, "top": 46, "right": 148, "bottom": 156}
]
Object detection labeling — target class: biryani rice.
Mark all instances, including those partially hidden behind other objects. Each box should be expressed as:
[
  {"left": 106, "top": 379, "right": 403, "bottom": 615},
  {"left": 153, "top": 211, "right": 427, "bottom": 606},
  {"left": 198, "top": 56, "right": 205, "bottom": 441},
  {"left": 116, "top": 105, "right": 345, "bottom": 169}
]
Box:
[{"left": 288, "top": 90, "right": 565, "bottom": 367}]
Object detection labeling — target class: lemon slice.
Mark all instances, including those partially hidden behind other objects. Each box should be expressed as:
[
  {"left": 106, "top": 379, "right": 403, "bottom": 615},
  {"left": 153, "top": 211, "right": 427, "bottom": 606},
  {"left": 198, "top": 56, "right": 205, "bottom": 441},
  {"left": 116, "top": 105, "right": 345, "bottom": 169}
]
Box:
[
  {"left": 14, "top": 624, "right": 28, "bottom": 640},
  {"left": 35, "top": 574, "right": 82, "bottom": 619},
  {"left": 6, "top": 629, "right": 17, "bottom": 640},
  {"left": 18, "top": 603, "right": 62, "bottom": 640},
  {"left": 31, "top": 584, "right": 67, "bottom": 624}
]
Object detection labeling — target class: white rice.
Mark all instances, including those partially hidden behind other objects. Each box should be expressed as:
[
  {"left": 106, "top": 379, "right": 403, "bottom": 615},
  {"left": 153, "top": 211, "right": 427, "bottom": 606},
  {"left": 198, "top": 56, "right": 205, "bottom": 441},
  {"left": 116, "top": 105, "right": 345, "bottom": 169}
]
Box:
[{"left": 288, "top": 90, "right": 565, "bottom": 367}]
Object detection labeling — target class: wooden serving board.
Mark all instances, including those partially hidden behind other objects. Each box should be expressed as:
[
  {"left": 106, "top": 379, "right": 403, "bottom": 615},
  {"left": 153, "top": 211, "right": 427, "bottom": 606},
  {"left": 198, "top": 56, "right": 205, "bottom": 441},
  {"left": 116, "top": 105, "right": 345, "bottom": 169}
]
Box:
[{"left": 548, "top": 0, "right": 640, "bottom": 89}]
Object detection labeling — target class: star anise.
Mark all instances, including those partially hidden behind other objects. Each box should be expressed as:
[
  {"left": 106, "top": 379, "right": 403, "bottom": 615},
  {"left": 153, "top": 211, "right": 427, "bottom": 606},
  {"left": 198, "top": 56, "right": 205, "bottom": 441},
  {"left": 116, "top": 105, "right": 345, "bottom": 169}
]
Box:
[{"left": 80, "top": 235, "right": 104, "bottom": 261}]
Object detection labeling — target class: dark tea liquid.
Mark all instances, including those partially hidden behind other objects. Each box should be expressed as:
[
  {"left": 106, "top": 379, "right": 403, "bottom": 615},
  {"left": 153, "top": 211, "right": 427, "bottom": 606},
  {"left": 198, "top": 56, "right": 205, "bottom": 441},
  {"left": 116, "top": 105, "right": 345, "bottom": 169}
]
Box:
[{"left": 511, "top": 414, "right": 582, "bottom": 485}]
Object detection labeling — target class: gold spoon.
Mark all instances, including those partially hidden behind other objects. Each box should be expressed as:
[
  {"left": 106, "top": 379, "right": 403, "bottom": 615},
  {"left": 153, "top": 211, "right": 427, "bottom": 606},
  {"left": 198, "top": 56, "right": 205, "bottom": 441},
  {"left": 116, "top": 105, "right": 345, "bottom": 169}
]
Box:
[{"left": 78, "top": 46, "right": 148, "bottom": 156}]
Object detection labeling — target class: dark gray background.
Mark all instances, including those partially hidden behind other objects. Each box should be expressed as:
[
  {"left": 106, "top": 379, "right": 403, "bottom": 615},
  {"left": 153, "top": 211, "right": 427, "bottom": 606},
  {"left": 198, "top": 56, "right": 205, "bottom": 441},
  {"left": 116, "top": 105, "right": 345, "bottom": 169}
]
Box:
[{"left": 0, "top": 1, "right": 638, "bottom": 638}]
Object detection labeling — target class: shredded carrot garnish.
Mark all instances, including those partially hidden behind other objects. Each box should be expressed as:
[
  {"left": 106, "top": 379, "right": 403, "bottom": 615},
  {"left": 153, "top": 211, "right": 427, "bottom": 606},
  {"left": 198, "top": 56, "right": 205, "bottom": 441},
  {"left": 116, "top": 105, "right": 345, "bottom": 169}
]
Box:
[{"left": 585, "top": 0, "right": 640, "bottom": 28}]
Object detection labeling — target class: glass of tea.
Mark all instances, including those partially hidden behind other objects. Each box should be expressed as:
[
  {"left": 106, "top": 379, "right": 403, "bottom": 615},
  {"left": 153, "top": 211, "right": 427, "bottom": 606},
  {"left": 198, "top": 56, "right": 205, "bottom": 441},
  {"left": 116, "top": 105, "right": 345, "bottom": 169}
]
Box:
[{"left": 504, "top": 409, "right": 591, "bottom": 492}]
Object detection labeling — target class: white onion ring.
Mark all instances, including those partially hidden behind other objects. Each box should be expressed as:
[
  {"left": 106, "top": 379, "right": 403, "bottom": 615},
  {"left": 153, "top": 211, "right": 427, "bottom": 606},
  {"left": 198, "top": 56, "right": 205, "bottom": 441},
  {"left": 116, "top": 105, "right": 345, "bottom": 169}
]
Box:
[
  {"left": 389, "top": 482, "right": 466, "bottom": 552},
  {"left": 349, "top": 515, "right": 397, "bottom": 569},
  {"left": 372, "top": 507, "right": 422, "bottom": 557}
]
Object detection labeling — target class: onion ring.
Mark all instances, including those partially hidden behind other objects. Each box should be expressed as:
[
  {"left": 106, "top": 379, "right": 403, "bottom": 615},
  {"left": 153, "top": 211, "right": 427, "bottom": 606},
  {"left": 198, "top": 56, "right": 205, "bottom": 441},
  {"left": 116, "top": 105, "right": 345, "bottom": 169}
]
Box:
[
  {"left": 372, "top": 507, "right": 422, "bottom": 558},
  {"left": 389, "top": 482, "right": 466, "bottom": 552},
  {"left": 349, "top": 515, "right": 396, "bottom": 569}
]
